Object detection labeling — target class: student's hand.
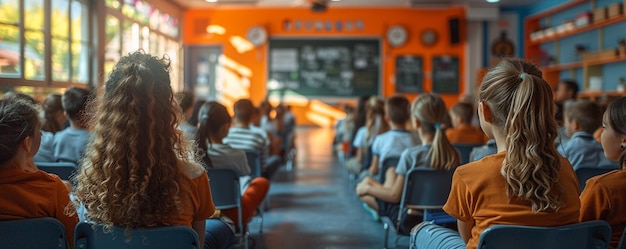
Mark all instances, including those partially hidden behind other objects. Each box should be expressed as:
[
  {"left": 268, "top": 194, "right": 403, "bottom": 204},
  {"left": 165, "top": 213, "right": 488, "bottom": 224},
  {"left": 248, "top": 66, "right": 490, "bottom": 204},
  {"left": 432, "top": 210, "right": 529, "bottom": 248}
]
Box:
[{"left": 356, "top": 183, "right": 369, "bottom": 196}]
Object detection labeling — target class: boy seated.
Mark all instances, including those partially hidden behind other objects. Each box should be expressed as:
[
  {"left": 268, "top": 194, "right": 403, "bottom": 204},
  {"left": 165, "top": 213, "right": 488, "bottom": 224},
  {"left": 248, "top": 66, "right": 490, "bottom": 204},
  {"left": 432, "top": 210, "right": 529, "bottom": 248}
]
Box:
[
  {"left": 446, "top": 102, "right": 487, "bottom": 145},
  {"left": 53, "top": 87, "right": 92, "bottom": 163},
  {"left": 364, "top": 95, "right": 418, "bottom": 182},
  {"left": 558, "top": 100, "right": 618, "bottom": 170}
]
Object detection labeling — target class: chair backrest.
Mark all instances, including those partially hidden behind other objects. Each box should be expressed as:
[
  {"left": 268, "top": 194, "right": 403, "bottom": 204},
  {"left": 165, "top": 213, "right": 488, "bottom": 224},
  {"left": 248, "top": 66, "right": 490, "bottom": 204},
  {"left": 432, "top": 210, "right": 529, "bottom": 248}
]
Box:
[
  {"left": 244, "top": 151, "right": 262, "bottom": 178},
  {"left": 575, "top": 167, "right": 615, "bottom": 191},
  {"left": 206, "top": 168, "right": 243, "bottom": 233},
  {"left": 477, "top": 220, "right": 612, "bottom": 249},
  {"left": 453, "top": 143, "right": 483, "bottom": 165},
  {"left": 74, "top": 222, "right": 199, "bottom": 249},
  {"left": 0, "top": 217, "right": 68, "bottom": 249},
  {"left": 401, "top": 168, "right": 455, "bottom": 210},
  {"left": 379, "top": 156, "right": 400, "bottom": 183},
  {"left": 617, "top": 227, "right": 626, "bottom": 249},
  {"left": 36, "top": 162, "right": 77, "bottom": 181}
]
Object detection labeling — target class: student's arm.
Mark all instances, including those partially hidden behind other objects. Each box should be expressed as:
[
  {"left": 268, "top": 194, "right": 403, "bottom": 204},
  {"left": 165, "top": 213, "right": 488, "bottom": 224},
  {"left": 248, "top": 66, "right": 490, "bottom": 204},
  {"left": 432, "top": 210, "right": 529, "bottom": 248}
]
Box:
[
  {"left": 364, "top": 173, "right": 405, "bottom": 203},
  {"left": 355, "top": 147, "right": 363, "bottom": 163},
  {"left": 192, "top": 220, "right": 206, "bottom": 246},
  {"left": 368, "top": 156, "right": 379, "bottom": 176},
  {"left": 457, "top": 219, "right": 473, "bottom": 243}
]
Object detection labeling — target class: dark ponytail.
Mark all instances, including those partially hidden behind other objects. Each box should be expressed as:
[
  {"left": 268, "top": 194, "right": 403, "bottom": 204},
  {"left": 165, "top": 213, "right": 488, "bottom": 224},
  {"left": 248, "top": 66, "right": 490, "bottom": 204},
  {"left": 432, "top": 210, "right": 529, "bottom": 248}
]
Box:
[{"left": 196, "top": 101, "right": 231, "bottom": 168}]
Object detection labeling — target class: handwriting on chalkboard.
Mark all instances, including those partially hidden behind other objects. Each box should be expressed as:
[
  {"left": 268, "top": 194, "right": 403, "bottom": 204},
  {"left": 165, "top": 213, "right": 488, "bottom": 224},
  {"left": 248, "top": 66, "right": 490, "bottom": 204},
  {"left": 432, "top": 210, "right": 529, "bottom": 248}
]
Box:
[
  {"left": 432, "top": 56, "right": 459, "bottom": 94},
  {"left": 268, "top": 39, "right": 380, "bottom": 98},
  {"left": 395, "top": 55, "right": 423, "bottom": 93}
]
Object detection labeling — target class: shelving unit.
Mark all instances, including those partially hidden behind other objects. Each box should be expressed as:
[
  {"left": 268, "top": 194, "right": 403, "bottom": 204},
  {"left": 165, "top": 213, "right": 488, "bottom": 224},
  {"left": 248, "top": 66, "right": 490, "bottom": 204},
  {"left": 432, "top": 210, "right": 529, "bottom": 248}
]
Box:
[{"left": 524, "top": 0, "right": 626, "bottom": 100}]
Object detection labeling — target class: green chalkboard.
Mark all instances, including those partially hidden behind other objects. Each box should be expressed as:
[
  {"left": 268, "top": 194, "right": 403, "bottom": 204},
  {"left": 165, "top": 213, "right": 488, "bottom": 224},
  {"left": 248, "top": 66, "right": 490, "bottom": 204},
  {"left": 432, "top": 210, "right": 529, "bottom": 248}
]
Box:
[
  {"left": 268, "top": 38, "right": 380, "bottom": 98},
  {"left": 432, "top": 56, "right": 460, "bottom": 94},
  {"left": 395, "top": 55, "right": 423, "bottom": 93}
]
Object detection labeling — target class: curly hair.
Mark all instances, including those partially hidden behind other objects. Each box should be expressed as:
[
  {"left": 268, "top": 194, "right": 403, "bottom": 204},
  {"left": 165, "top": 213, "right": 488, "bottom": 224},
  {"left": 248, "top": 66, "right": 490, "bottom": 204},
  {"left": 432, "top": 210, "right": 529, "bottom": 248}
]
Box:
[
  {"left": 480, "top": 58, "right": 562, "bottom": 213},
  {"left": 74, "top": 51, "right": 199, "bottom": 230},
  {"left": 411, "top": 93, "right": 459, "bottom": 170}
]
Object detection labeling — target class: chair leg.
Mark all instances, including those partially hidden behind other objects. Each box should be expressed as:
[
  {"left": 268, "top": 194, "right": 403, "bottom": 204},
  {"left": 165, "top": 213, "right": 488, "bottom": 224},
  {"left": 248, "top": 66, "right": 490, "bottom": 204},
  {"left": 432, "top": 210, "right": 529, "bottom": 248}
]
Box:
[{"left": 383, "top": 222, "right": 389, "bottom": 249}]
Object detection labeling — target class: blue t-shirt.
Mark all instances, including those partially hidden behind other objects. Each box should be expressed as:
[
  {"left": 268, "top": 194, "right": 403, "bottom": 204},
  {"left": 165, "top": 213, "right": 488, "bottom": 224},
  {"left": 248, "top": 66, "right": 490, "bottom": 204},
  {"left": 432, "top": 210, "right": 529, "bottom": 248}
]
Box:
[
  {"left": 557, "top": 132, "right": 618, "bottom": 170},
  {"left": 53, "top": 127, "right": 91, "bottom": 163},
  {"left": 371, "top": 129, "right": 420, "bottom": 172},
  {"left": 34, "top": 130, "right": 55, "bottom": 162},
  {"left": 395, "top": 144, "right": 433, "bottom": 176},
  {"left": 469, "top": 139, "right": 497, "bottom": 162}
]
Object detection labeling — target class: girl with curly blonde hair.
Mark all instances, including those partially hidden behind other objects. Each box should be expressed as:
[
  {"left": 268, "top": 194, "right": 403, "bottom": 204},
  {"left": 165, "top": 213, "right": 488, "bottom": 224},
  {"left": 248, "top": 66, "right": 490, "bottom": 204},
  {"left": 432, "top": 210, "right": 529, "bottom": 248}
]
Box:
[{"left": 74, "top": 51, "right": 232, "bottom": 249}]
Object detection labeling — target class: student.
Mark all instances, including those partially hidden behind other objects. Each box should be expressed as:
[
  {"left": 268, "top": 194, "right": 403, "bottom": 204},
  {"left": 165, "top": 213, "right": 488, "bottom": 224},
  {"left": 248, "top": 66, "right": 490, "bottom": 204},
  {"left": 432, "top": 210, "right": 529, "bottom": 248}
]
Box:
[
  {"left": 73, "top": 51, "right": 233, "bottom": 249},
  {"left": 364, "top": 95, "right": 418, "bottom": 182},
  {"left": 224, "top": 99, "right": 281, "bottom": 179},
  {"left": 41, "top": 94, "right": 66, "bottom": 133},
  {"left": 580, "top": 96, "right": 626, "bottom": 248},
  {"left": 557, "top": 100, "right": 618, "bottom": 170},
  {"left": 468, "top": 139, "right": 496, "bottom": 162},
  {"left": 0, "top": 99, "right": 78, "bottom": 248},
  {"left": 446, "top": 102, "right": 487, "bottom": 144},
  {"left": 356, "top": 93, "right": 459, "bottom": 231},
  {"left": 554, "top": 80, "right": 580, "bottom": 144},
  {"left": 53, "top": 87, "right": 91, "bottom": 163},
  {"left": 176, "top": 91, "right": 197, "bottom": 139},
  {"left": 197, "top": 101, "right": 270, "bottom": 228},
  {"left": 347, "top": 97, "right": 389, "bottom": 175},
  {"left": 432, "top": 58, "right": 581, "bottom": 249}
]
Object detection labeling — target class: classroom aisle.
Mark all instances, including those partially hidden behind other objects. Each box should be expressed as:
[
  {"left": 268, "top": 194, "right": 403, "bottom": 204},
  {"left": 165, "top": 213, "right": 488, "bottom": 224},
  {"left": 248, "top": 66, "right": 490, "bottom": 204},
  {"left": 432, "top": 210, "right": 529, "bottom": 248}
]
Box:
[{"left": 246, "top": 127, "right": 408, "bottom": 249}]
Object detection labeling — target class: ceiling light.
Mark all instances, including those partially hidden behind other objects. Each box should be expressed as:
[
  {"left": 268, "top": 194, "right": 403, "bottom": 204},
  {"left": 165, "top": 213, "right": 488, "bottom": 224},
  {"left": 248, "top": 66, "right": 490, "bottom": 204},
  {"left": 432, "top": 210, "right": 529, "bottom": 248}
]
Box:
[
  {"left": 206, "top": 0, "right": 218, "bottom": 2},
  {"left": 486, "top": 0, "right": 500, "bottom": 2},
  {"left": 330, "top": 0, "right": 341, "bottom": 2}
]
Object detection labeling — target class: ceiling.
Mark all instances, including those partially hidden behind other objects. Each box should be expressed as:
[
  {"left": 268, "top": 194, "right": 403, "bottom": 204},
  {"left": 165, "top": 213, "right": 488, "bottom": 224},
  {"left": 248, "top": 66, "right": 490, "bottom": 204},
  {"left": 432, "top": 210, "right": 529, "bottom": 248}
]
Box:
[{"left": 167, "top": 0, "right": 540, "bottom": 9}]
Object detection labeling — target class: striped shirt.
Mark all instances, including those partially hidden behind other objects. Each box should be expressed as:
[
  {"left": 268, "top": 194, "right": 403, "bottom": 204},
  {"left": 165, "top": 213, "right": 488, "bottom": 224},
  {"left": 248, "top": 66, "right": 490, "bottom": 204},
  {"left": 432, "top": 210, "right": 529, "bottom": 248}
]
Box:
[{"left": 223, "top": 126, "right": 269, "bottom": 166}]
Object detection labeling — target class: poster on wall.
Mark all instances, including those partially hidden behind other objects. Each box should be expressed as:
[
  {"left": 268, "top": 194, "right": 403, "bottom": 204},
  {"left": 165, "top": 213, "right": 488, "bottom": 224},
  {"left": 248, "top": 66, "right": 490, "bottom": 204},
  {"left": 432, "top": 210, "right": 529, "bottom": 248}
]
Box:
[
  {"left": 395, "top": 55, "right": 423, "bottom": 93},
  {"left": 432, "top": 56, "right": 459, "bottom": 94}
]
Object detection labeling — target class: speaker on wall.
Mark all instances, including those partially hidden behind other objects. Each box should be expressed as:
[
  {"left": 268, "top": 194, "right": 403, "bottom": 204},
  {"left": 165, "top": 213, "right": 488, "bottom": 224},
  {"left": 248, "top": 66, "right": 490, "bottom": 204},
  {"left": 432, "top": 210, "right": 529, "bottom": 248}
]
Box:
[{"left": 449, "top": 17, "right": 461, "bottom": 45}]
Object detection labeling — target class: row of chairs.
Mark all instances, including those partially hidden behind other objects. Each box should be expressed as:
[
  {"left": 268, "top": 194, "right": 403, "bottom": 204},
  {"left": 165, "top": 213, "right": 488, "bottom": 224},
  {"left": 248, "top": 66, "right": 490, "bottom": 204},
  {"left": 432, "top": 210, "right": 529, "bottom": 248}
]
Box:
[{"left": 0, "top": 217, "right": 200, "bottom": 249}]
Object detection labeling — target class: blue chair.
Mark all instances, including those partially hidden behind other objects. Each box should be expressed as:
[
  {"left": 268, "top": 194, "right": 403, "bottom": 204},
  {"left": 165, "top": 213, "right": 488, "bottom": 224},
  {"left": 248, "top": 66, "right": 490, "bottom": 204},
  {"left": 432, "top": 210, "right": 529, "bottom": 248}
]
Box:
[
  {"left": 477, "top": 220, "right": 612, "bottom": 249},
  {"left": 74, "top": 222, "right": 199, "bottom": 249},
  {"left": 379, "top": 156, "right": 400, "bottom": 183},
  {"left": 36, "top": 162, "right": 77, "bottom": 181},
  {"left": 206, "top": 168, "right": 248, "bottom": 249},
  {"left": 575, "top": 167, "right": 616, "bottom": 191},
  {"left": 0, "top": 217, "right": 68, "bottom": 249},
  {"left": 453, "top": 143, "right": 483, "bottom": 165},
  {"left": 244, "top": 150, "right": 262, "bottom": 178},
  {"left": 382, "top": 168, "right": 456, "bottom": 249}
]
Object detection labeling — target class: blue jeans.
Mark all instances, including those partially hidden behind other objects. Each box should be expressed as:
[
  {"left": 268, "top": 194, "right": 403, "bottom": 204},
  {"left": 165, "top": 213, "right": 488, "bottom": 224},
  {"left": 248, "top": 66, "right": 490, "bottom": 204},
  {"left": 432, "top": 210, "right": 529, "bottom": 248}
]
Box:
[
  {"left": 410, "top": 222, "right": 465, "bottom": 249},
  {"left": 205, "top": 219, "right": 234, "bottom": 249}
]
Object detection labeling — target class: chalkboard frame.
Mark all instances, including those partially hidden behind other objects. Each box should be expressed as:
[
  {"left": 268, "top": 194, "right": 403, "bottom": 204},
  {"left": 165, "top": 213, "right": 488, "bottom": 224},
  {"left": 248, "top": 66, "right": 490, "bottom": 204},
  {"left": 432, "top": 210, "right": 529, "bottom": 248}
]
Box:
[
  {"left": 266, "top": 37, "right": 382, "bottom": 100},
  {"left": 394, "top": 54, "right": 424, "bottom": 93}
]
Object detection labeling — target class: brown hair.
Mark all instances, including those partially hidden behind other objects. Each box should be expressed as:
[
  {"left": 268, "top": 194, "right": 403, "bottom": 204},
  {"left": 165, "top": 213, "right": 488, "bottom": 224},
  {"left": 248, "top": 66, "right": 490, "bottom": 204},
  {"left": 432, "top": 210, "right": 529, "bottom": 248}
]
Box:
[
  {"left": 564, "top": 100, "right": 602, "bottom": 134},
  {"left": 450, "top": 102, "right": 475, "bottom": 125}
]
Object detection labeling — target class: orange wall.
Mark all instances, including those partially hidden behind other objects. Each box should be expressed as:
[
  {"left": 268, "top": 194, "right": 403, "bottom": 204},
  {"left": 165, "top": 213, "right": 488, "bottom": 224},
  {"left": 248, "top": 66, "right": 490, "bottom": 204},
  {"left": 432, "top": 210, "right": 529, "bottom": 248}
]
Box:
[{"left": 183, "top": 7, "right": 466, "bottom": 125}]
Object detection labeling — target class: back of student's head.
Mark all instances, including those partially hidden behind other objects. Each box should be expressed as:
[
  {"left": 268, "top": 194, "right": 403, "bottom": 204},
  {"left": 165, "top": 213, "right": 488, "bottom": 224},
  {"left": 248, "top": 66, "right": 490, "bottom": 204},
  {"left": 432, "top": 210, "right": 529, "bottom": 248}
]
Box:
[
  {"left": 365, "top": 97, "right": 389, "bottom": 142},
  {"left": 234, "top": 99, "right": 255, "bottom": 123},
  {"left": 2, "top": 91, "right": 38, "bottom": 105},
  {"left": 197, "top": 101, "right": 231, "bottom": 153},
  {"left": 41, "top": 94, "right": 64, "bottom": 133},
  {"left": 175, "top": 91, "right": 194, "bottom": 113},
  {"left": 188, "top": 99, "right": 207, "bottom": 127},
  {"left": 412, "top": 93, "right": 459, "bottom": 170},
  {"left": 76, "top": 51, "right": 191, "bottom": 229},
  {"left": 385, "top": 95, "right": 410, "bottom": 125},
  {"left": 559, "top": 79, "right": 579, "bottom": 99},
  {"left": 605, "top": 97, "right": 626, "bottom": 169},
  {"left": 479, "top": 58, "right": 561, "bottom": 213},
  {"left": 564, "top": 100, "right": 601, "bottom": 134},
  {"left": 0, "top": 99, "right": 40, "bottom": 166},
  {"left": 62, "top": 86, "right": 91, "bottom": 123},
  {"left": 450, "top": 102, "right": 475, "bottom": 125}
]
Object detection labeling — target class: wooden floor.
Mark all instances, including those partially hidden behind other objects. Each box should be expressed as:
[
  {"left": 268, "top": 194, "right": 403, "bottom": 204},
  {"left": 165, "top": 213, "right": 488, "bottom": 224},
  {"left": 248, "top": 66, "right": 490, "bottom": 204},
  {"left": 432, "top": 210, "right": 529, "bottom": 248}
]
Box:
[{"left": 245, "top": 127, "right": 409, "bottom": 249}]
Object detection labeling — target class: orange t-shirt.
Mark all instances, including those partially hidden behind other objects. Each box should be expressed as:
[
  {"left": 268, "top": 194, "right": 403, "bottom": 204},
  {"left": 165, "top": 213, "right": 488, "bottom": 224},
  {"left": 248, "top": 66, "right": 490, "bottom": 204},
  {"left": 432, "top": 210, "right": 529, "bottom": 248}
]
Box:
[
  {"left": 580, "top": 170, "right": 626, "bottom": 249},
  {"left": 0, "top": 167, "right": 78, "bottom": 248},
  {"left": 446, "top": 124, "right": 488, "bottom": 144},
  {"left": 160, "top": 165, "right": 215, "bottom": 227},
  {"left": 443, "top": 151, "right": 581, "bottom": 249}
]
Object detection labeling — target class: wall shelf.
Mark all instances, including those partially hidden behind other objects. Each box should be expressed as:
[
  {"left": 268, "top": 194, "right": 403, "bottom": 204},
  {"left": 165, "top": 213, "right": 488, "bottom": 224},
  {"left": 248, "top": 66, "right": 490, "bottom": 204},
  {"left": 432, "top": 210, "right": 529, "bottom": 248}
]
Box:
[{"left": 529, "top": 15, "right": 626, "bottom": 45}]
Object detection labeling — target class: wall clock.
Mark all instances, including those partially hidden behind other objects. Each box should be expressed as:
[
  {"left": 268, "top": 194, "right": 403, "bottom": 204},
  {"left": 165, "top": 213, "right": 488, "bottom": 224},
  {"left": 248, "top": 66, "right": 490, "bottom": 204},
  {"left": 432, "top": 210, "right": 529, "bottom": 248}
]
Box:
[
  {"left": 420, "top": 29, "right": 438, "bottom": 46},
  {"left": 386, "top": 25, "right": 408, "bottom": 47},
  {"left": 247, "top": 26, "right": 267, "bottom": 47}
]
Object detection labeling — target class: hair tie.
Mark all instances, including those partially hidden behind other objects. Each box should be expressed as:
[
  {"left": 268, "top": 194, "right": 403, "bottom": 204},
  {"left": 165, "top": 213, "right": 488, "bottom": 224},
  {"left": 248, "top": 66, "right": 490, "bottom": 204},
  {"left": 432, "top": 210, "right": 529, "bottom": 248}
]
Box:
[
  {"left": 434, "top": 123, "right": 441, "bottom": 130},
  {"left": 200, "top": 114, "right": 208, "bottom": 120},
  {"left": 519, "top": 72, "right": 529, "bottom": 80}
]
